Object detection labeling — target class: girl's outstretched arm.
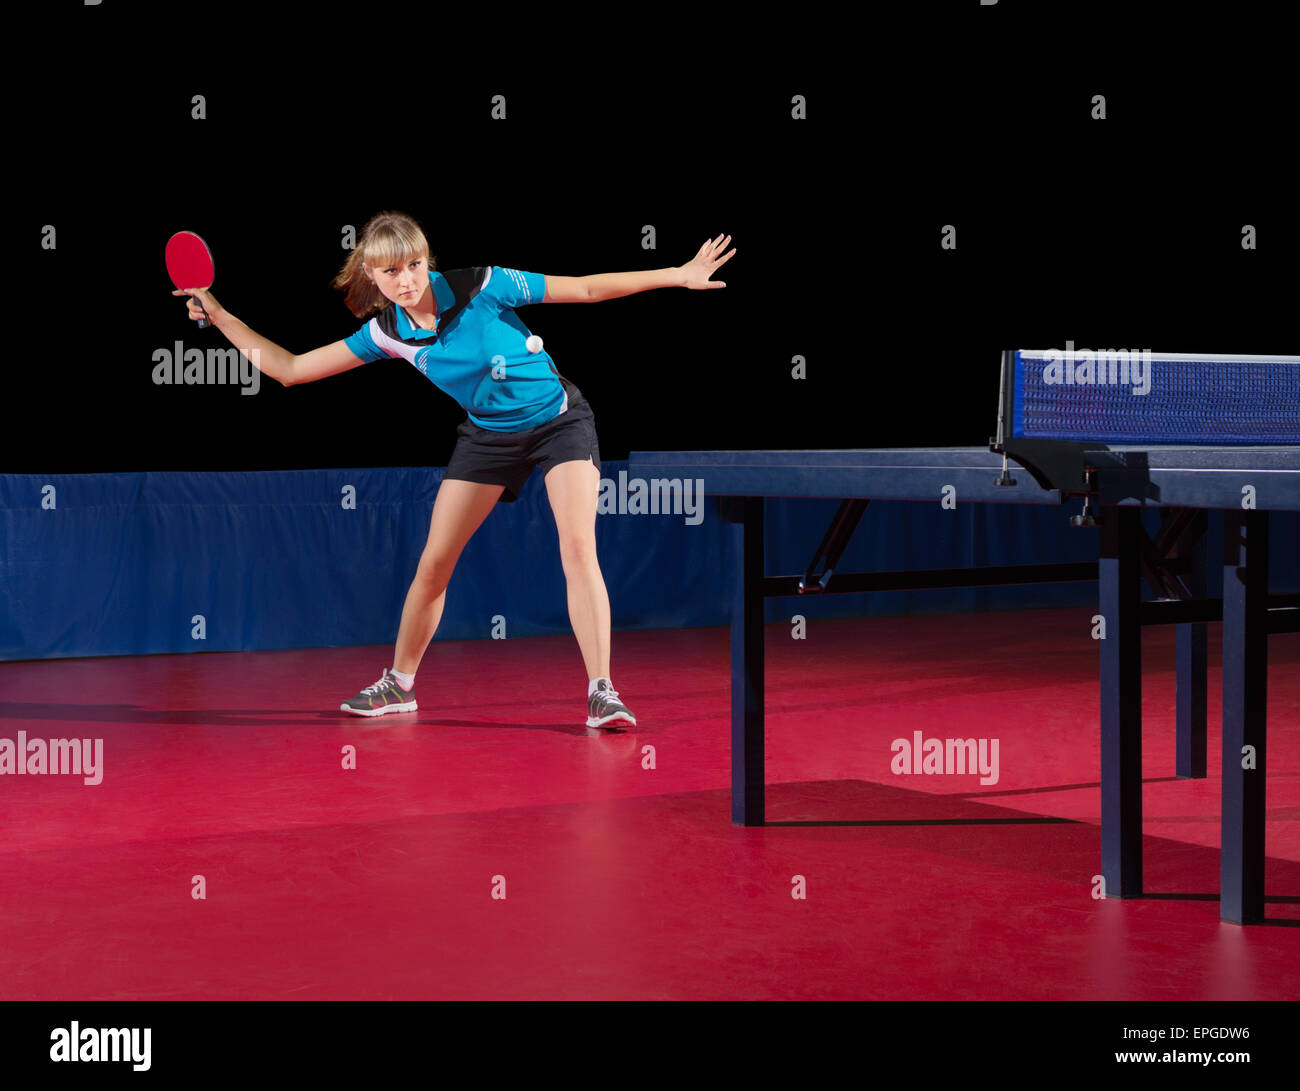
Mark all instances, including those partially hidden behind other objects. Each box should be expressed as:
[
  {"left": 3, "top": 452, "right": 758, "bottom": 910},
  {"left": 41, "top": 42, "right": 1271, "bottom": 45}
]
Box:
[
  {"left": 545, "top": 233, "right": 735, "bottom": 302},
  {"left": 172, "top": 288, "right": 366, "bottom": 387}
]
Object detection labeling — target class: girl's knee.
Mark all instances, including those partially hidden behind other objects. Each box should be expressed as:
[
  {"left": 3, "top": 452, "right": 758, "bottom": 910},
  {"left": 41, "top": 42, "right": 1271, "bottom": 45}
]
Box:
[
  {"left": 414, "top": 552, "right": 456, "bottom": 593},
  {"left": 558, "top": 537, "right": 599, "bottom": 572}
]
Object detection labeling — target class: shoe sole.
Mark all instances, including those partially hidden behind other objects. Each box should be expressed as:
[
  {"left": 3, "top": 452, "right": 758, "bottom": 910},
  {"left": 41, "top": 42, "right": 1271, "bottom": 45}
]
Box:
[
  {"left": 587, "top": 710, "right": 636, "bottom": 728},
  {"left": 340, "top": 699, "right": 418, "bottom": 717}
]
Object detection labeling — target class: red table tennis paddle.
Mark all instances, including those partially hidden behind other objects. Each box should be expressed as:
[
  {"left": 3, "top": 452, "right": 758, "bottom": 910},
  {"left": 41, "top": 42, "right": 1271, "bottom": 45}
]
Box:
[{"left": 165, "top": 231, "right": 215, "bottom": 328}]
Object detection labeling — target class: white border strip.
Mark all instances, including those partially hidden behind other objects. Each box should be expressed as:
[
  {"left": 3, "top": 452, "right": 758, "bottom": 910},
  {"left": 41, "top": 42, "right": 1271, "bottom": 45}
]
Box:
[{"left": 1019, "top": 350, "right": 1300, "bottom": 363}]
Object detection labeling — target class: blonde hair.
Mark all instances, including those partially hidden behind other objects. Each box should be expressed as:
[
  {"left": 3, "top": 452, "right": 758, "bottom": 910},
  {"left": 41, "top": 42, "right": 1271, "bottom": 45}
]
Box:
[{"left": 332, "top": 211, "right": 437, "bottom": 317}]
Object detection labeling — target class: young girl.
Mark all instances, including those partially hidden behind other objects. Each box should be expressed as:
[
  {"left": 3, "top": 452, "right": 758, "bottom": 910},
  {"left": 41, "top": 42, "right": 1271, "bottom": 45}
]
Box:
[{"left": 173, "top": 211, "right": 735, "bottom": 727}]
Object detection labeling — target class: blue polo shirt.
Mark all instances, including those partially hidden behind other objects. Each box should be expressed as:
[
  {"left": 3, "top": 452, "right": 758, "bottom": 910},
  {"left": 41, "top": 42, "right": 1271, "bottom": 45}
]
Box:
[{"left": 344, "top": 266, "right": 567, "bottom": 431}]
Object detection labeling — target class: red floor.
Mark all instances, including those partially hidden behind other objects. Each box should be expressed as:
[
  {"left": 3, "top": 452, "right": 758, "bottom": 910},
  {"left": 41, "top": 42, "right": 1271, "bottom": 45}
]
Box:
[{"left": 1, "top": 608, "right": 1297, "bottom": 1000}]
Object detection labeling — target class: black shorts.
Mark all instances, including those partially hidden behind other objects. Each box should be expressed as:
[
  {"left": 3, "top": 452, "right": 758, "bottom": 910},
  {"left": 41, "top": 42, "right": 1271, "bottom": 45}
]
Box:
[{"left": 444, "top": 383, "right": 601, "bottom": 503}]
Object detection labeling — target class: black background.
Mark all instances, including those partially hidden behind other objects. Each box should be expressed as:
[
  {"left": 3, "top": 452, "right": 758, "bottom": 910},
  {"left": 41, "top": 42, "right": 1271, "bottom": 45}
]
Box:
[{"left": 14, "top": 1, "right": 1294, "bottom": 476}]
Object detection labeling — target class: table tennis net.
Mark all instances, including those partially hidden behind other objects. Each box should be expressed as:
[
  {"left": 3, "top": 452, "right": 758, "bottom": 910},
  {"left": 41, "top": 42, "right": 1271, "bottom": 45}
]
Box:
[{"left": 1008, "top": 350, "right": 1300, "bottom": 444}]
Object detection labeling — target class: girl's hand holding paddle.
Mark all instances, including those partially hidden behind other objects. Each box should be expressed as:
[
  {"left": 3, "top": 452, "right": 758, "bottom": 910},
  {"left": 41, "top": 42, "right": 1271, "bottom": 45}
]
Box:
[{"left": 172, "top": 287, "right": 226, "bottom": 326}]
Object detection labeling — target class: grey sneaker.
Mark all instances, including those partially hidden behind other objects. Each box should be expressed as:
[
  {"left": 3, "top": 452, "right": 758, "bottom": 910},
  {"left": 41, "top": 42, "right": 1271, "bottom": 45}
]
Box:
[
  {"left": 340, "top": 668, "right": 418, "bottom": 716},
  {"left": 587, "top": 679, "right": 636, "bottom": 728}
]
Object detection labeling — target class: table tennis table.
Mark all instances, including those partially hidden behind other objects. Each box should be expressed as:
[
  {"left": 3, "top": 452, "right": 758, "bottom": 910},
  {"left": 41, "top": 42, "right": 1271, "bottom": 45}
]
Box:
[{"left": 629, "top": 351, "right": 1300, "bottom": 925}]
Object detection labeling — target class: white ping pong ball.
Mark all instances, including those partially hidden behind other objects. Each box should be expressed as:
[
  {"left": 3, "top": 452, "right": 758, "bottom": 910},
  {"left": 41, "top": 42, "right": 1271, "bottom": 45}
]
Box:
[{"left": 526, "top": 335, "right": 543, "bottom": 354}]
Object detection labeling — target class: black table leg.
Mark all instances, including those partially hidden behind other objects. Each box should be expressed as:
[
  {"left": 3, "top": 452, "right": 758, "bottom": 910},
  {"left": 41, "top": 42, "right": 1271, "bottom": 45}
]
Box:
[
  {"left": 1100, "top": 505, "right": 1143, "bottom": 897},
  {"left": 1221, "top": 510, "right": 1269, "bottom": 924},
  {"left": 1176, "top": 523, "right": 1208, "bottom": 778},
  {"left": 730, "top": 497, "right": 765, "bottom": 825}
]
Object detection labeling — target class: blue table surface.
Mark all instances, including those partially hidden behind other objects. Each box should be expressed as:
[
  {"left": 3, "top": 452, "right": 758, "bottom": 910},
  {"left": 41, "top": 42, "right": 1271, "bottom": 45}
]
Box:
[{"left": 627, "top": 447, "right": 1300, "bottom": 508}]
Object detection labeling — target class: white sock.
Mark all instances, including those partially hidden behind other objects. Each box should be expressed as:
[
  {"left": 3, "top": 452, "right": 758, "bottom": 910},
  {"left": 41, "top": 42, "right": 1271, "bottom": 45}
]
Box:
[
  {"left": 588, "top": 677, "right": 611, "bottom": 698},
  {"left": 391, "top": 668, "right": 415, "bottom": 690}
]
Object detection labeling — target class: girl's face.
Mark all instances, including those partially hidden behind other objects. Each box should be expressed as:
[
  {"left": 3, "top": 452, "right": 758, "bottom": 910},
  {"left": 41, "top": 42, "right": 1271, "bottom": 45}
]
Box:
[{"left": 366, "top": 253, "right": 430, "bottom": 307}]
